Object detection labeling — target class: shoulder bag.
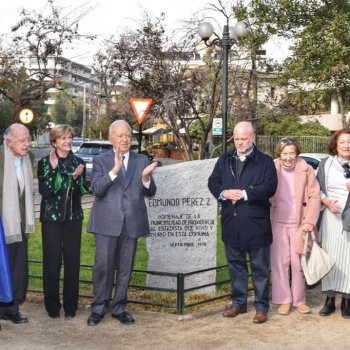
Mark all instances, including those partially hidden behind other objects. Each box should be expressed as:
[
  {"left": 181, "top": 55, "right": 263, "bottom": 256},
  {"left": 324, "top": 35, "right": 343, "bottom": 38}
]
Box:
[{"left": 300, "top": 231, "right": 335, "bottom": 285}]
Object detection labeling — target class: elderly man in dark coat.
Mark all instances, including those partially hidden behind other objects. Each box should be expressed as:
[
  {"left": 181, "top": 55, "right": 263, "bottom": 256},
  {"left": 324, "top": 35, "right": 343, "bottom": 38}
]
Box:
[{"left": 208, "top": 121, "right": 277, "bottom": 324}]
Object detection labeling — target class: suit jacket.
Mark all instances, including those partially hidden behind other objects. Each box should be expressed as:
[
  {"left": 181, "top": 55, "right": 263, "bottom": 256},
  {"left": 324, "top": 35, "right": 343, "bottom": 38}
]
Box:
[
  {"left": 208, "top": 146, "right": 277, "bottom": 249},
  {"left": 270, "top": 157, "right": 321, "bottom": 254},
  {"left": 88, "top": 150, "right": 156, "bottom": 238}
]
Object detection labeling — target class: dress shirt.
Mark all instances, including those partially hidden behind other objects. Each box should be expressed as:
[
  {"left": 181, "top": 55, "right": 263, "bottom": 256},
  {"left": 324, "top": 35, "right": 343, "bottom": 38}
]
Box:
[
  {"left": 13, "top": 156, "right": 24, "bottom": 192},
  {"left": 108, "top": 151, "right": 150, "bottom": 188}
]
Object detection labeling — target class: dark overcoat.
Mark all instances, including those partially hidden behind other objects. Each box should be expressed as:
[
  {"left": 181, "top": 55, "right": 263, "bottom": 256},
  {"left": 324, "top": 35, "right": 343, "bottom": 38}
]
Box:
[{"left": 208, "top": 146, "right": 277, "bottom": 249}]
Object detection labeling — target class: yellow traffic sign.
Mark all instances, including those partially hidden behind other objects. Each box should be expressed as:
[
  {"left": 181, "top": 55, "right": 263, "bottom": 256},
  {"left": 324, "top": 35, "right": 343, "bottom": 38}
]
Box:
[{"left": 19, "top": 108, "right": 34, "bottom": 124}]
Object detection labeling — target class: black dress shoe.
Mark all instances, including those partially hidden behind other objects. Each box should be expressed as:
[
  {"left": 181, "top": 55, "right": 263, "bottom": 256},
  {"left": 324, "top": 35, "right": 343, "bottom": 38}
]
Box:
[
  {"left": 112, "top": 311, "right": 135, "bottom": 325},
  {"left": 48, "top": 312, "right": 60, "bottom": 319},
  {"left": 65, "top": 312, "right": 76, "bottom": 320},
  {"left": 2, "top": 312, "right": 28, "bottom": 324},
  {"left": 87, "top": 313, "right": 103, "bottom": 326},
  {"left": 319, "top": 296, "right": 336, "bottom": 316},
  {"left": 341, "top": 298, "right": 350, "bottom": 318}
]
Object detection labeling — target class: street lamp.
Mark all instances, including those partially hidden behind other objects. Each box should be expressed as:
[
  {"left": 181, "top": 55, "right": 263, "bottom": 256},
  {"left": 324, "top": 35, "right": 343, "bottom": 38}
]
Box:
[
  {"left": 81, "top": 83, "right": 91, "bottom": 141},
  {"left": 81, "top": 83, "right": 87, "bottom": 141},
  {"left": 199, "top": 20, "right": 250, "bottom": 153}
]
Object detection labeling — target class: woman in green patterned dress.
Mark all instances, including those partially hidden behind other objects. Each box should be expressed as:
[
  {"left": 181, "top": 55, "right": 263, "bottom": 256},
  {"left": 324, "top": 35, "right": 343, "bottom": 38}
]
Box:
[{"left": 38, "top": 125, "right": 89, "bottom": 319}]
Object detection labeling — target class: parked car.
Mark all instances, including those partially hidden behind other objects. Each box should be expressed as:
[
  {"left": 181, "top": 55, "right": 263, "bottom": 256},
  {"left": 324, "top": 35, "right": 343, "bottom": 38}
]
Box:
[
  {"left": 75, "top": 141, "right": 113, "bottom": 187},
  {"left": 75, "top": 140, "right": 156, "bottom": 188},
  {"left": 299, "top": 153, "right": 329, "bottom": 173},
  {"left": 72, "top": 137, "right": 84, "bottom": 153}
]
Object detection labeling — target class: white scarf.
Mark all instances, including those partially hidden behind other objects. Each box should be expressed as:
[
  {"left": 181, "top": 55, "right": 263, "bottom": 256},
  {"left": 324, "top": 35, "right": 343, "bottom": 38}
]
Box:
[
  {"left": 2, "top": 144, "right": 35, "bottom": 244},
  {"left": 237, "top": 146, "right": 254, "bottom": 161}
]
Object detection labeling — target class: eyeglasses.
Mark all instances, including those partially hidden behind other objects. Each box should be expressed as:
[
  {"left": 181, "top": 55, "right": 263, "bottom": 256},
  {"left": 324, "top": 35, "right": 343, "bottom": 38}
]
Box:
[
  {"left": 343, "top": 163, "right": 350, "bottom": 178},
  {"left": 278, "top": 137, "right": 297, "bottom": 145}
]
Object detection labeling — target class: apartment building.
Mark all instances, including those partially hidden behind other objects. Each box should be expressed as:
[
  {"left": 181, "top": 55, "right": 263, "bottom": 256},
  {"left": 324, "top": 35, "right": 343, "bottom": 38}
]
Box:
[{"left": 24, "top": 55, "right": 101, "bottom": 118}]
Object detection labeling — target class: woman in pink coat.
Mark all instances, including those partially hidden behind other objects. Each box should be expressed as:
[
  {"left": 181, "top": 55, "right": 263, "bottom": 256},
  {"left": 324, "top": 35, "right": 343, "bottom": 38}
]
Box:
[{"left": 270, "top": 137, "right": 321, "bottom": 315}]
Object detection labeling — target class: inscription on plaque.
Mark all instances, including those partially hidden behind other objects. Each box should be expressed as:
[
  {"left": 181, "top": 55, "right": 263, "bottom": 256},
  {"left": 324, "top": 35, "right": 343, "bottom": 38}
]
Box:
[{"left": 146, "top": 159, "right": 218, "bottom": 293}]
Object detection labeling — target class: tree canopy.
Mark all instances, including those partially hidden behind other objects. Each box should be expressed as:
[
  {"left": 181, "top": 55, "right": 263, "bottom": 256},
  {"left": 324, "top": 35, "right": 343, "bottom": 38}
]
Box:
[{"left": 0, "top": 0, "right": 94, "bottom": 123}]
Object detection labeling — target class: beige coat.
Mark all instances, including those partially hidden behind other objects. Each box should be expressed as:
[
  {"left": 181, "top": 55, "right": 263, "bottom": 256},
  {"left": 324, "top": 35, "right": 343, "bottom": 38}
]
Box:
[{"left": 270, "top": 157, "right": 321, "bottom": 254}]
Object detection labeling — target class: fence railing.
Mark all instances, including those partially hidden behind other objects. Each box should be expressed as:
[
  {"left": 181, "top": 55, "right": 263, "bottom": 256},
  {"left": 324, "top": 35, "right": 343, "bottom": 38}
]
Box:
[
  {"left": 28, "top": 260, "right": 254, "bottom": 315},
  {"left": 256, "top": 135, "right": 329, "bottom": 156}
]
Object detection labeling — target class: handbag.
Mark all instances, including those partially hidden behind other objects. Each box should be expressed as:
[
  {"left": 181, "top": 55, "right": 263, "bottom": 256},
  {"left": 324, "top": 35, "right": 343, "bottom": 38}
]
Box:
[{"left": 300, "top": 231, "right": 335, "bottom": 285}]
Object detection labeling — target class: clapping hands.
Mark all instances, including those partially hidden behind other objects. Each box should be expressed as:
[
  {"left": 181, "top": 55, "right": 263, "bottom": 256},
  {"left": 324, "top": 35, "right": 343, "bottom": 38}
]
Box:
[
  {"left": 49, "top": 147, "right": 84, "bottom": 179},
  {"left": 72, "top": 164, "right": 84, "bottom": 180},
  {"left": 112, "top": 149, "right": 123, "bottom": 176},
  {"left": 142, "top": 161, "right": 158, "bottom": 182},
  {"left": 49, "top": 148, "right": 58, "bottom": 169}
]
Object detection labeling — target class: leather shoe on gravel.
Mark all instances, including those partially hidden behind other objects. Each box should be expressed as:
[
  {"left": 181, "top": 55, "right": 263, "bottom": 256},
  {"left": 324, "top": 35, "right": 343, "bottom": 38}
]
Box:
[
  {"left": 253, "top": 311, "right": 267, "bottom": 324},
  {"left": 87, "top": 313, "right": 103, "bottom": 326},
  {"left": 65, "top": 312, "right": 76, "bottom": 320},
  {"left": 1, "top": 312, "right": 28, "bottom": 324},
  {"left": 319, "top": 296, "right": 336, "bottom": 316},
  {"left": 278, "top": 304, "right": 291, "bottom": 315},
  {"left": 222, "top": 306, "right": 247, "bottom": 318},
  {"left": 297, "top": 304, "right": 311, "bottom": 314},
  {"left": 112, "top": 311, "right": 135, "bottom": 325},
  {"left": 341, "top": 298, "right": 350, "bottom": 318}
]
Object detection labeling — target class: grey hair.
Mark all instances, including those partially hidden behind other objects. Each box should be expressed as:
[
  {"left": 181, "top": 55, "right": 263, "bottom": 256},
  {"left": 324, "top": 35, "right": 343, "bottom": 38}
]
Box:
[
  {"left": 234, "top": 121, "right": 255, "bottom": 135},
  {"left": 3, "top": 123, "right": 27, "bottom": 140},
  {"left": 108, "top": 120, "right": 132, "bottom": 136}
]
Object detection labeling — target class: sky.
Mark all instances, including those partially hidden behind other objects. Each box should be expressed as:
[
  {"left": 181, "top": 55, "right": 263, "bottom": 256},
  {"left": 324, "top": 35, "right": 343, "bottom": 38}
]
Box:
[{"left": 0, "top": 0, "right": 291, "bottom": 66}]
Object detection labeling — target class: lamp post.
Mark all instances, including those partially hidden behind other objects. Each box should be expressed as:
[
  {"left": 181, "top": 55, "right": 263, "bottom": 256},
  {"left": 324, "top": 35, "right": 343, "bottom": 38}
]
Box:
[
  {"left": 81, "top": 83, "right": 87, "bottom": 141},
  {"left": 199, "top": 20, "right": 250, "bottom": 153},
  {"left": 81, "top": 83, "right": 92, "bottom": 141}
]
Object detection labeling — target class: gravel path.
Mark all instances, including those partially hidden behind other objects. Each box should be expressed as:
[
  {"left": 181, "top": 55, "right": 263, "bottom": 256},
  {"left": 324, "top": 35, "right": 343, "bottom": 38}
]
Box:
[{"left": 1, "top": 284, "right": 349, "bottom": 350}]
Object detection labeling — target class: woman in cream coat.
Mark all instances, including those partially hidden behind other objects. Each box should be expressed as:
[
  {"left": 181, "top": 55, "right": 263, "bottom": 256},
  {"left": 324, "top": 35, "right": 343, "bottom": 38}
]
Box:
[{"left": 270, "top": 137, "right": 321, "bottom": 315}]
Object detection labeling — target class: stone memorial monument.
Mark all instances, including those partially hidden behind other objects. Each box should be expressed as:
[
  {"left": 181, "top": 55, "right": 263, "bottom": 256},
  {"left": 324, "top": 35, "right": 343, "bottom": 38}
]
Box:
[{"left": 146, "top": 158, "right": 218, "bottom": 293}]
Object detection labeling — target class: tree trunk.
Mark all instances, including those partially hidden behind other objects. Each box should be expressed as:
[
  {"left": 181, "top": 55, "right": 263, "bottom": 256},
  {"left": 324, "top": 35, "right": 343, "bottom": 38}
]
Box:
[
  {"left": 173, "top": 130, "right": 194, "bottom": 161},
  {"left": 200, "top": 130, "right": 210, "bottom": 160},
  {"left": 336, "top": 86, "right": 347, "bottom": 128}
]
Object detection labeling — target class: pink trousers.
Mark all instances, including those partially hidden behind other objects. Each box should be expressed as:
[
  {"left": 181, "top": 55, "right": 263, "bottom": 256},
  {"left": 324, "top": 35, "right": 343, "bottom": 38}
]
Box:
[{"left": 270, "top": 224, "right": 306, "bottom": 307}]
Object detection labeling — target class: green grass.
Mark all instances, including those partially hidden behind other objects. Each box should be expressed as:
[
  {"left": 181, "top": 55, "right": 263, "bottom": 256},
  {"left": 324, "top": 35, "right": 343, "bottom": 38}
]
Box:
[
  {"left": 28, "top": 209, "right": 151, "bottom": 294},
  {"left": 28, "top": 212, "right": 233, "bottom": 309},
  {"left": 28, "top": 213, "right": 264, "bottom": 314}
]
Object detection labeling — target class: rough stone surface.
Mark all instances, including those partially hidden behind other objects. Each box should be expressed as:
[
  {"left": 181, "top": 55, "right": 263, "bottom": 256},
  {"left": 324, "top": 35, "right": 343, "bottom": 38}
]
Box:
[{"left": 146, "top": 159, "right": 218, "bottom": 293}]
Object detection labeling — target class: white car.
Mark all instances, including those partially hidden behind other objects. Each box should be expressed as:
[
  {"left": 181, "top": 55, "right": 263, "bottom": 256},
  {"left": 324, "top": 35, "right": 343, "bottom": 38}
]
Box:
[
  {"left": 75, "top": 141, "right": 113, "bottom": 187},
  {"left": 299, "top": 153, "right": 329, "bottom": 173},
  {"left": 72, "top": 138, "right": 84, "bottom": 153}
]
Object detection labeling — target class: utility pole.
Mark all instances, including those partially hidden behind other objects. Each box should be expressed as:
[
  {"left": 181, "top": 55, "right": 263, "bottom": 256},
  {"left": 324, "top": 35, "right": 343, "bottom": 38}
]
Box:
[{"left": 81, "top": 84, "right": 86, "bottom": 140}]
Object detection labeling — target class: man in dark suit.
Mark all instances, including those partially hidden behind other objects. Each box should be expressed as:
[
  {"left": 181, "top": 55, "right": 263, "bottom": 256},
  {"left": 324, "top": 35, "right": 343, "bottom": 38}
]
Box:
[
  {"left": 0, "top": 123, "right": 35, "bottom": 325},
  {"left": 208, "top": 121, "right": 277, "bottom": 324},
  {"left": 87, "top": 120, "right": 157, "bottom": 326}
]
